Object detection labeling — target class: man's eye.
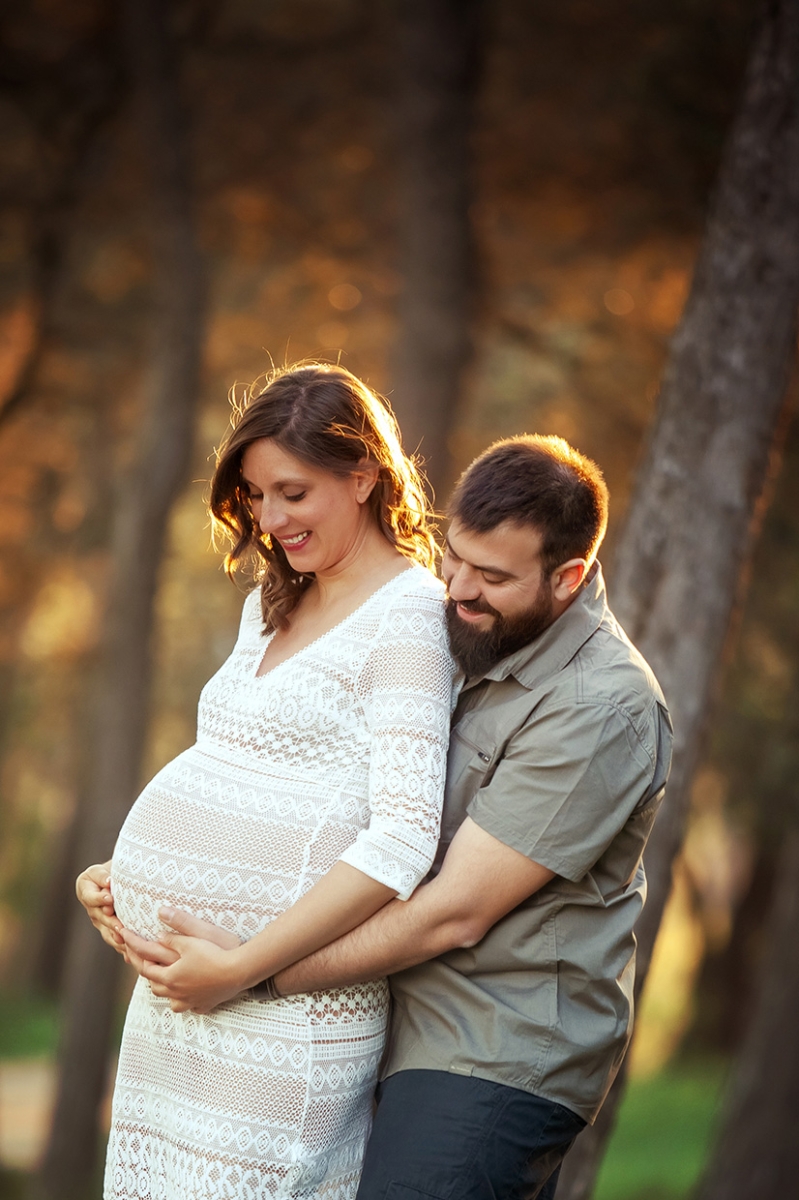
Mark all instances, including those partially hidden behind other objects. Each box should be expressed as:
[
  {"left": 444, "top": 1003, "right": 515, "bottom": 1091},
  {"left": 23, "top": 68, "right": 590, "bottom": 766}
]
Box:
[
  {"left": 482, "top": 576, "right": 505, "bottom": 586},
  {"left": 285, "top": 492, "right": 306, "bottom": 502}
]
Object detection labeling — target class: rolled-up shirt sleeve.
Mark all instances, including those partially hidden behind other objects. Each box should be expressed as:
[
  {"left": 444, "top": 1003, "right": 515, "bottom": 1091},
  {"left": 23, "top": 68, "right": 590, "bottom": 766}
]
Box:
[
  {"left": 340, "top": 590, "right": 455, "bottom": 899},
  {"left": 468, "top": 699, "right": 657, "bottom": 882}
]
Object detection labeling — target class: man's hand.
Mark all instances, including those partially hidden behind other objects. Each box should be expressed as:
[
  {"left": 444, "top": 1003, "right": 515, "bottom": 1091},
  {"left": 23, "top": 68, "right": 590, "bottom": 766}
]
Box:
[{"left": 75, "top": 861, "right": 126, "bottom": 956}]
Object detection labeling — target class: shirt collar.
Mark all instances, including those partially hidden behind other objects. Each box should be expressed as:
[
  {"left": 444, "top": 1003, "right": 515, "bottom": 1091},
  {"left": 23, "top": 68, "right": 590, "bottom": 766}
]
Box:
[{"left": 460, "top": 561, "right": 608, "bottom": 693}]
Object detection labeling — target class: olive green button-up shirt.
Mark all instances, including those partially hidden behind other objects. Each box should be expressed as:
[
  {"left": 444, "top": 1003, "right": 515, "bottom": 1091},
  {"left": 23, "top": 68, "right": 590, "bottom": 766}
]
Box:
[{"left": 383, "top": 564, "right": 673, "bottom": 1123}]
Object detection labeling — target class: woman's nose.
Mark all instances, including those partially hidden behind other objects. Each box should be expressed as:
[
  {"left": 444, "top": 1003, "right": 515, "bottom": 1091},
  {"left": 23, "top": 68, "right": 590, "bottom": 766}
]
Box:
[{"left": 259, "top": 502, "right": 289, "bottom": 535}]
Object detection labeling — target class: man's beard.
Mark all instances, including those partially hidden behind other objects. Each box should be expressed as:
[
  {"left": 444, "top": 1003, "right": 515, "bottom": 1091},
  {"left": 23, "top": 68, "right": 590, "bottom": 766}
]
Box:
[{"left": 445, "top": 588, "right": 555, "bottom": 678}]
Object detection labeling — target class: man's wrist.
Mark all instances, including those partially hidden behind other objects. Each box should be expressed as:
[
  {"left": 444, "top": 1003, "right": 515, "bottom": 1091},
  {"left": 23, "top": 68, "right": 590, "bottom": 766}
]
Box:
[{"left": 250, "top": 975, "right": 282, "bottom": 1001}]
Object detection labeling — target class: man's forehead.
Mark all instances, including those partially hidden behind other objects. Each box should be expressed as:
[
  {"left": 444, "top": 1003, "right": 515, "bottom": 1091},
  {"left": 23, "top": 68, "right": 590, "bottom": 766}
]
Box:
[{"left": 447, "top": 518, "right": 544, "bottom": 573}]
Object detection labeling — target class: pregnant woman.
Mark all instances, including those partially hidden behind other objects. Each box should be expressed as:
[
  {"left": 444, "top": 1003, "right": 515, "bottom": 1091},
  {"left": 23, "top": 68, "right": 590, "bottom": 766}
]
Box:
[{"left": 77, "top": 364, "right": 454, "bottom": 1200}]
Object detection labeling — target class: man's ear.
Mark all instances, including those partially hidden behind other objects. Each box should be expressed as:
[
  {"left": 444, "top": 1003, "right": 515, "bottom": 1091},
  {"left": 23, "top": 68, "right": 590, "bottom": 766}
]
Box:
[
  {"left": 352, "top": 460, "right": 380, "bottom": 504},
  {"left": 551, "top": 559, "right": 587, "bottom": 601}
]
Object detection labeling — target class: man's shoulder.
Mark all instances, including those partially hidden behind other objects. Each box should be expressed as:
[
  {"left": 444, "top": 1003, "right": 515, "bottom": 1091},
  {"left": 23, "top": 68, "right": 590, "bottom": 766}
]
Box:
[
  {"left": 542, "top": 608, "right": 669, "bottom": 755},
  {"left": 497, "top": 604, "right": 667, "bottom": 742}
]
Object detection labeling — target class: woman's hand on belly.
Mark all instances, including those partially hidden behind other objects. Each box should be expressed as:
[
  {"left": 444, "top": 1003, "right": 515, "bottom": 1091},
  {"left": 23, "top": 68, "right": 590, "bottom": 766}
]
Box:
[
  {"left": 121, "top": 910, "right": 244, "bottom": 1013},
  {"left": 121, "top": 923, "right": 249, "bottom": 1014},
  {"left": 76, "top": 861, "right": 127, "bottom": 956}
]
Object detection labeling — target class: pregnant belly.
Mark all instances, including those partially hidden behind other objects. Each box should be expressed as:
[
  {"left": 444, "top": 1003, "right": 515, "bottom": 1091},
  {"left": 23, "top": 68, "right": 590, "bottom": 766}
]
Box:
[{"left": 110, "top": 745, "right": 358, "bottom": 943}]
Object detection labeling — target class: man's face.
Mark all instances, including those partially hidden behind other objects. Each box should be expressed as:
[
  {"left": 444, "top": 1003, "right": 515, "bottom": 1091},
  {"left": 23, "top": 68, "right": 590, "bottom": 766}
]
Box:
[{"left": 442, "top": 519, "right": 557, "bottom": 677}]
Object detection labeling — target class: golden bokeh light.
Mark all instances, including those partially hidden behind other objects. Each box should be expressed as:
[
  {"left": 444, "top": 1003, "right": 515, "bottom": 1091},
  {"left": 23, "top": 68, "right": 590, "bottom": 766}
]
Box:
[
  {"left": 328, "top": 283, "right": 363, "bottom": 312},
  {"left": 603, "top": 287, "right": 635, "bottom": 315},
  {"left": 316, "top": 321, "right": 349, "bottom": 348}
]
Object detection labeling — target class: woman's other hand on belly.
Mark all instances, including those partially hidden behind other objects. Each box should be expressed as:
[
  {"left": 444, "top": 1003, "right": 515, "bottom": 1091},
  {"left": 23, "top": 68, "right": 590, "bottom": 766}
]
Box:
[
  {"left": 121, "top": 909, "right": 244, "bottom": 1013},
  {"left": 76, "top": 861, "right": 129, "bottom": 957}
]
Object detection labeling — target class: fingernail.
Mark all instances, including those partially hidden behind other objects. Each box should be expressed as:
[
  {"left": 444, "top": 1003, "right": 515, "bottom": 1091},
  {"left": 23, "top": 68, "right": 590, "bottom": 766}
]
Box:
[{"left": 160, "top": 906, "right": 174, "bottom": 922}]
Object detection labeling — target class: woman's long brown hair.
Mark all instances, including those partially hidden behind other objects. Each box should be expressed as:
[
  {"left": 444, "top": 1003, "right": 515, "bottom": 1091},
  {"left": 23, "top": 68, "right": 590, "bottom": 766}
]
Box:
[{"left": 210, "top": 364, "right": 438, "bottom": 632}]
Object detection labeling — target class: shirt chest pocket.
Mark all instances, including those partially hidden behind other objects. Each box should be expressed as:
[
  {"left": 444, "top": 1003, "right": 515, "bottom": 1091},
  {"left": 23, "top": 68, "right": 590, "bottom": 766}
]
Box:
[{"left": 440, "top": 724, "right": 498, "bottom": 847}]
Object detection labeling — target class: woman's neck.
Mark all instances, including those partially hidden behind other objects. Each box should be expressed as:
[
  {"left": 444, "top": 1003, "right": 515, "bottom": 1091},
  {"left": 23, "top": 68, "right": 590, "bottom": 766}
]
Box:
[{"left": 309, "top": 521, "right": 409, "bottom": 613}]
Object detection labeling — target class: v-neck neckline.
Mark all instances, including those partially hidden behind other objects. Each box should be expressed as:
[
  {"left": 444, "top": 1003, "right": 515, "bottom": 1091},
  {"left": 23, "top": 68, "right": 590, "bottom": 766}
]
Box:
[{"left": 252, "top": 564, "right": 418, "bottom": 681}]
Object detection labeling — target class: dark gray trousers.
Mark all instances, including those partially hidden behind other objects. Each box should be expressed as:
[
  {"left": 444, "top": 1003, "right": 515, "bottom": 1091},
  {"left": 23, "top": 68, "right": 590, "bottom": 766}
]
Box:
[{"left": 355, "top": 1069, "right": 586, "bottom": 1200}]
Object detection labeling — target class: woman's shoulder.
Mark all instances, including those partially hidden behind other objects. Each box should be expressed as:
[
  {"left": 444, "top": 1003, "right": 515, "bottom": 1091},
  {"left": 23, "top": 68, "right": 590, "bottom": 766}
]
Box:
[
  {"left": 241, "top": 585, "right": 262, "bottom": 615},
  {"left": 378, "top": 563, "right": 446, "bottom": 617},
  {"left": 237, "top": 585, "right": 265, "bottom": 636},
  {"left": 389, "top": 562, "right": 445, "bottom": 601},
  {"left": 370, "top": 564, "right": 448, "bottom": 638}
]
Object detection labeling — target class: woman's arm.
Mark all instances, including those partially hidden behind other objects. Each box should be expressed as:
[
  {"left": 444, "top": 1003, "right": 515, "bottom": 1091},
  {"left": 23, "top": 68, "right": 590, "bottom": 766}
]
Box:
[
  {"left": 124, "top": 818, "right": 556, "bottom": 1003},
  {"left": 123, "top": 862, "right": 395, "bottom": 1011}
]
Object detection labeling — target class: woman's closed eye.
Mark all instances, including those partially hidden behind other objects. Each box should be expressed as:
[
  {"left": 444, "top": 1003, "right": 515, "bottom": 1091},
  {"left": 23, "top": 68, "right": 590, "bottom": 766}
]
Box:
[{"left": 285, "top": 491, "right": 307, "bottom": 502}]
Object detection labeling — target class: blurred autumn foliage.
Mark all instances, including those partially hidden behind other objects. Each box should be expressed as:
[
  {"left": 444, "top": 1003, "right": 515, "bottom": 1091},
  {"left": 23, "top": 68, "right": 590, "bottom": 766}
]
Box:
[{"left": 2, "top": 0, "right": 799, "bottom": 1196}]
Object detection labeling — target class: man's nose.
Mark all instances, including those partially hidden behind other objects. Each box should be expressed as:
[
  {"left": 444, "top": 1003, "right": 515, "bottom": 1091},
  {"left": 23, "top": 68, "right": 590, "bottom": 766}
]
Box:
[{"left": 447, "top": 562, "right": 481, "bottom": 601}]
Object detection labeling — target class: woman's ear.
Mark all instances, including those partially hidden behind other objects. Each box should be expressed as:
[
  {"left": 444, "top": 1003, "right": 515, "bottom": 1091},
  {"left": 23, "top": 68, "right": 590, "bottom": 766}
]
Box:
[{"left": 352, "top": 460, "right": 380, "bottom": 504}]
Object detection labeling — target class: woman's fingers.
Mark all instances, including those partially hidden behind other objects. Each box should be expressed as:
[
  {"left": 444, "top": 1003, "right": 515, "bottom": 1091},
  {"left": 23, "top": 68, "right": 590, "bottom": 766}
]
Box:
[
  {"left": 158, "top": 907, "right": 242, "bottom": 951},
  {"left": 121, "top": 929, "right": 179, "bottom": 966},
  {"left": 76, "top": 861, "right": 114, "bottom": 911},
  {"left": 76, "top": 860, "right": 127, "bottom": 954}
]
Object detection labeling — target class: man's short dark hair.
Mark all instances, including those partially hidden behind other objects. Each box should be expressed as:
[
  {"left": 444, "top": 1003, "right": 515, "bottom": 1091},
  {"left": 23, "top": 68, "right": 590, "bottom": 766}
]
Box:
[{"left": 449, "top": 435, "right": 609, "bottom": 577}]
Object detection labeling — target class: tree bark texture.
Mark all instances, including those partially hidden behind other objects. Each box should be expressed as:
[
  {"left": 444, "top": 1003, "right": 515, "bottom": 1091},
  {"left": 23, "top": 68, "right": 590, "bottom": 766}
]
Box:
[
  {"left": 389, "top": 0, "right": 484, "bottom": 500},
  {"left": 558, "top": 2, "right": 799, "bottom": 1196},
  {"left": 0, "top": 27, "right": 122, "bottom": 428},
  {"left": 696, "top": 411, "right": 799, "bottom": 1196},
  {"left": 696, "top": 836, "right": 799, "bottom": 1197},
  {"left": 35, "top": 2, "right": 205, "bottom": 1196}
]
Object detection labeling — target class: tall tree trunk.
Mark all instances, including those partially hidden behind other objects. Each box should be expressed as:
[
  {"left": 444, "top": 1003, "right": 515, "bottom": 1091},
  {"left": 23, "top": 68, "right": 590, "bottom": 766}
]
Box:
[
  {"left": 558, "top": 2, "right": 799, "bottom": 1196},
  {"left": 35, "top": 2, "right": 205, "bottom": 1197},
  {"left": 0, "top": 27, "right": 122, "bottom": 429},
  {"left": 696, "top": 829, "right": 799, "bottom": 1198},
  {"left": 695, "top": 410, "right": 799, "bottom": 1197},
  {"left": 389, "top": 0, "right": 484, "bottom": 500}
]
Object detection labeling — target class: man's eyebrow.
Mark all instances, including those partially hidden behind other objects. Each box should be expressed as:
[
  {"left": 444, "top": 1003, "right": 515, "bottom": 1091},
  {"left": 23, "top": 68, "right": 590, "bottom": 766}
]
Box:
[{"left": 445, "top": 536, "right": 518, "bottom": 579}]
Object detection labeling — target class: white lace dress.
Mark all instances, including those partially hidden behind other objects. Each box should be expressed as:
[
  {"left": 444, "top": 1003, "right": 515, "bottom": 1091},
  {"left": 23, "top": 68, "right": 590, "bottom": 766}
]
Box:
[{"left": 105, "top": 566, "right": 453, "bottom": 1200}]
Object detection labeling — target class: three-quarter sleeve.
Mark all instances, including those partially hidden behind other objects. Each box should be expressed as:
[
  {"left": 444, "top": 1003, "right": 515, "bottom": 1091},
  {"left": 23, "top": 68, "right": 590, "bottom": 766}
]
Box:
[{"left": 339, "top": 582, "right": 454, "bottom": 899}]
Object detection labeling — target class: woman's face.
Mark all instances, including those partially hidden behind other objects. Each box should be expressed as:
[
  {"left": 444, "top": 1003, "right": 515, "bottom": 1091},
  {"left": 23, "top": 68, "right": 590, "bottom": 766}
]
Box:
[{"left": 240, "top": 438, "right": 378, "bottom": 576}]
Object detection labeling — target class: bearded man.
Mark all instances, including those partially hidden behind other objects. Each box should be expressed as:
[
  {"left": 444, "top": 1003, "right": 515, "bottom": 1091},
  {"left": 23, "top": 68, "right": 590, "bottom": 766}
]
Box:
[{"left": 83, "top": 435, "right": 672, "bottom": 1200}]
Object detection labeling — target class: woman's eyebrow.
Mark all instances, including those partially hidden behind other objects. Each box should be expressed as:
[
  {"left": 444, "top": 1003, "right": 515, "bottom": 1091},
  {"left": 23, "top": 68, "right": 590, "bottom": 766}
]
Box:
[{"left": 241, "top": 476, "right": 307, "bottom": 490}]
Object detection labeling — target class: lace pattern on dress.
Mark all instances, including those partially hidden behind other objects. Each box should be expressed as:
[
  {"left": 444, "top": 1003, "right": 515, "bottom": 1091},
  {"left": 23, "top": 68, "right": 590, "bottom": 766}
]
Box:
[{"left": 106, "top": 566, "right": 454, "bottom": 1200}]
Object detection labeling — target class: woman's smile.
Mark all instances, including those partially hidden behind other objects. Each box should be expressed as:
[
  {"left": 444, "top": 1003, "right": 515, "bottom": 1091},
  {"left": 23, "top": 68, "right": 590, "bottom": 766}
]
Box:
[{"left": 276, "top": 530, "right": 312, "bottom": 550}]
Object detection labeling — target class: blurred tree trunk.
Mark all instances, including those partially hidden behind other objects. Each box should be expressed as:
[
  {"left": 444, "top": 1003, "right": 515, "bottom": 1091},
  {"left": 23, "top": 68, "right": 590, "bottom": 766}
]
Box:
[
  {"left": 696, "top": 826, "right": 799, "bottom": 1198},
  {"left": 34, "top": 1, "right": 205, "bottom": 1197},
  {"left": 558, "top": 1, "right": 799, "bottom": 1196},
  {"left": 0, "top": 24, "right": 122, "bottom": 428},
  {"left": 389, "top": 0, "right": 484, "bottom": 500},
  {"left": 695, "top": 410, "right": 799, "bottom": 1197},
  {"left": 0, "top": 28, "right": 122, "bottom": 997},
  {"left": 686, "top": 840, "right": 776, "bottom": 1054}
]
